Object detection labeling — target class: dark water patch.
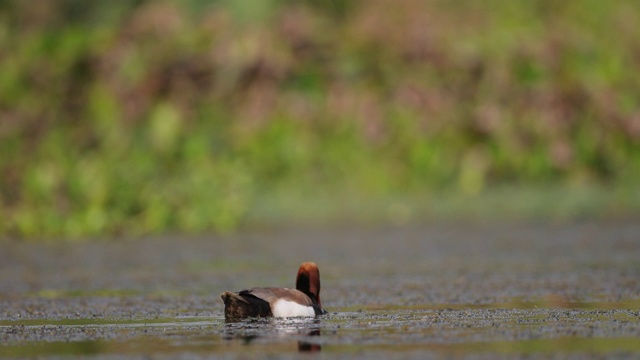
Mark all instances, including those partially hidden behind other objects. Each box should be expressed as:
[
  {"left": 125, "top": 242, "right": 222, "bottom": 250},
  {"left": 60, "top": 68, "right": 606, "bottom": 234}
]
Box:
[
  {"left": 0, "top": 316, "right": 216, "bottom": 327},
  {"left": 1, "top": 221, "right": 640, "bottom": 358}
]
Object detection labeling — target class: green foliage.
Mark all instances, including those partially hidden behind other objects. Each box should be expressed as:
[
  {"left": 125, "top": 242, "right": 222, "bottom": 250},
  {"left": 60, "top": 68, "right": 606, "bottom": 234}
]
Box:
[{"left": 1, "top": 0, "right": 640, "bottom": 239}]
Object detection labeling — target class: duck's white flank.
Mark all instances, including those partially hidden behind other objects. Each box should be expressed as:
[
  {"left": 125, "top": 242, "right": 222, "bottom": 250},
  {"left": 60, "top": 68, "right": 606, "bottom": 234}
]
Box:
[{"left": 271, "top": 299, "right": 316, "bottom": 318}]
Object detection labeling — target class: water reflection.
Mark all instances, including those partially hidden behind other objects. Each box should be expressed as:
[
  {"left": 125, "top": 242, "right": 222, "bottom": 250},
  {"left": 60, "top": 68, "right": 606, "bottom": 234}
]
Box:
[{"left": 223, "top": 317, "right": 322, "bottom": 352}]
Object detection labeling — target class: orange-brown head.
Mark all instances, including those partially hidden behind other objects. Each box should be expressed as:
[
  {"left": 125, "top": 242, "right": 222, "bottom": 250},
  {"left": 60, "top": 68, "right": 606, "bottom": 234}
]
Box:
[{"left": 295, "top": 261, "right": 322, "bottom": 307}]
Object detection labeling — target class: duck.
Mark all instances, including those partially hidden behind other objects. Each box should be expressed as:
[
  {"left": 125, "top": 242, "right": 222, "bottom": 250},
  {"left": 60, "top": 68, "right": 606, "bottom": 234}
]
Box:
[{"left": 221, "top": 262, "right": 327, "bottom": 319}]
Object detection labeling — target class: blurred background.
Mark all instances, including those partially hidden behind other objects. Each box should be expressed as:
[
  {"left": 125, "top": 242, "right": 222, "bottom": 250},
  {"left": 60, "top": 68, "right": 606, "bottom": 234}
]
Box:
[{"left": 1, "top": 0, "right": 639, "bottom": 240}]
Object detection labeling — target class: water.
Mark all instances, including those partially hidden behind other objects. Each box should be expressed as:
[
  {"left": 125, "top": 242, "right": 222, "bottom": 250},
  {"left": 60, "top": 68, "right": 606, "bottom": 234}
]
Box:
[
  {"left": 1, "top": 221, "right": 639, "bottom": 358},
  {"left": 2, "top": 307, "right": 640, "bottom": 358}
]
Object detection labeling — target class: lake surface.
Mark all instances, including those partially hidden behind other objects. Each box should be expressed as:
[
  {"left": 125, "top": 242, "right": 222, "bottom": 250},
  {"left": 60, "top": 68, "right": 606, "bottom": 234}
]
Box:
[{"left": 1, "top": 221, "right": 639, "bottom": 358}]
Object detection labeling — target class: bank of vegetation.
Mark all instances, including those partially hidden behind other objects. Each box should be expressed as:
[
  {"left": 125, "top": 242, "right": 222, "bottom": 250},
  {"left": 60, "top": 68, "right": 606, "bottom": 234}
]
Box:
[{"left": 1, "top": 1, "right": 639, "bottom": 238}]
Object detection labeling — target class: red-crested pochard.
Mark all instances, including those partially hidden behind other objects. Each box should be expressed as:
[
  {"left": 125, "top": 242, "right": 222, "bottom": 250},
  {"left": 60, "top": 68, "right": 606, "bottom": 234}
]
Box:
[{"left": 221, "top": 262, "right": 327, "bottom": 319}]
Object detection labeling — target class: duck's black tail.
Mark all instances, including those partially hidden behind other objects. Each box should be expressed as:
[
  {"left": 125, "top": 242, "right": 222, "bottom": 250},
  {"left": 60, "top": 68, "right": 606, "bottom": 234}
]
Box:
[{"left": 221, "top": 291, "right": 272, "bottom": 320}]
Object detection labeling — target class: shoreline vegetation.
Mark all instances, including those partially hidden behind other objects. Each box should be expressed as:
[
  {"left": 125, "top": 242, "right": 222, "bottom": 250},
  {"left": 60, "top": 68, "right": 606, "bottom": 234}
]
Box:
[{"left": 2, "top": 1, "right": 639, "bottom": 239}]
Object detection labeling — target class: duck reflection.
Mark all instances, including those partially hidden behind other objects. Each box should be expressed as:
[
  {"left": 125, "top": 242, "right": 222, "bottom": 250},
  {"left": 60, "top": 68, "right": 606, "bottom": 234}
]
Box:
[
  {"left": 223, "top": 317, "right": 322, "bottom": 352},
  {"left": 296, "top": 328, "right": 321, "bottom": 352}
]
